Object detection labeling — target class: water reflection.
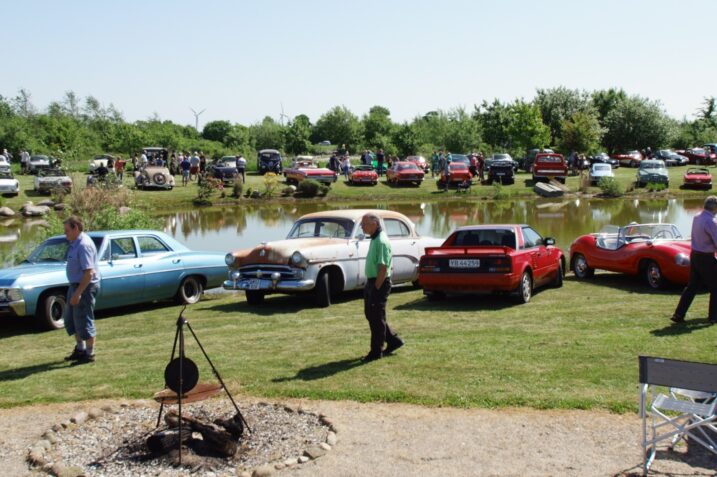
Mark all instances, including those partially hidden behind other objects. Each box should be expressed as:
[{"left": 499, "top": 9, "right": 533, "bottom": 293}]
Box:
[
  {"left": 0, "top": 198, "right": 709, "bottom": 264},
  {"left": 158, "top": 198, "right": 706, "bottom": 254}
]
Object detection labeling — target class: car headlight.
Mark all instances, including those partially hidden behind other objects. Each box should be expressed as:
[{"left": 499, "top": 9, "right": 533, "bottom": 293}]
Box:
[
  {"left": 675, "top": 253, "right": 690, "bottom": 267},
  {"left": 0, "top": 289, "right": 22, "bottom": 302},
  {"left": 230, "top": 270, "right": 241, "bottom": 280},
  {"left": 225, "top": 253, "right": 236, "bottom": 266},
  {"left": 290, "top": 251, "right": 308, "bottom": 268}
]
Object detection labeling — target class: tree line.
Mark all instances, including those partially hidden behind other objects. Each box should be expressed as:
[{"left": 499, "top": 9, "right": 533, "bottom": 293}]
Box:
[{"left": 0, "top": 87, "right": 715, "bottom": 164}]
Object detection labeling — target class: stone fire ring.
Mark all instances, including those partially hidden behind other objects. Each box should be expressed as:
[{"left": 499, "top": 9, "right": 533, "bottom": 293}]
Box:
[{"left": 27, "top": 399, "right": 339, "bottom": 477}]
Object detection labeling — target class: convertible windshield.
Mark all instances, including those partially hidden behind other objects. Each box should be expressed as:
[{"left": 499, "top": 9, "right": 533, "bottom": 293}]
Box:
[
  {"left": 397, "top": 163, "right": 418, "bottom": 171},
  {"left": 620, "top": 224, "right": 682, "bottom": 241},
  {"left": 287, "top": 218, "right": 354, "bottom": 239}
]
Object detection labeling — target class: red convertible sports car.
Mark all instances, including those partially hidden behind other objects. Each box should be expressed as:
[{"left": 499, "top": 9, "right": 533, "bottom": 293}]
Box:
[
  {"left": 348, "top": 165, "right": 378, "bottom": 185},
  {"left": 682, "top": 167, "right": 712, "bottom": 190},
  {"left": 418, "top": 224, "right": 565, "bottom": 303},
  {"left": 569, "top": 223, "right": 691, "bottom": 289},
  {"left": 386, "top": 161, "right": 424, "bottom": 186}
]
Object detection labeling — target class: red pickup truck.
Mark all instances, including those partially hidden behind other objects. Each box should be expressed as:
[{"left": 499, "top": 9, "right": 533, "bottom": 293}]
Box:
[
  {"left": 418, "top": 224, "right": 565, "bottom": 304},
  {"left": 531, "top": 153, "right": 568, "bottom": 184}
]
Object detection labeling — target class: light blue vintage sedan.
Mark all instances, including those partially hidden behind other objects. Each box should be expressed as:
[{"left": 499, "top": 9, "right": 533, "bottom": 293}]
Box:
[{"left": 0, "top": 230, "right": 226, "bottom": 330}]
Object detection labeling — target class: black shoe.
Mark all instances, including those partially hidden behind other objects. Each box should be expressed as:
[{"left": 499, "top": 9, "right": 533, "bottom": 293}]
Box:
[
  {"left": 71, "top": 352, "right": 95, "bottom": 365},
  {"left": 361, "top": 352, "right": 382, "bottom": 363},
  {"left": 670, "top": 315, "right": 685, "bottom": 324},
  {"left": 383, "top": 339, "right": 405, "bottom": 356},
  {"left": 64, "top": 348, "right": 85, "bottom": 361}
]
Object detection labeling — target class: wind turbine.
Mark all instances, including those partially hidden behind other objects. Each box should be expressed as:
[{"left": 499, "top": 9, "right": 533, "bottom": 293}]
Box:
[
  {"left": 279, "top": 102, "right": 290, "bottom": 126},
  {"left": 190, "top": 107, "right": 206, "bottom": 130}
]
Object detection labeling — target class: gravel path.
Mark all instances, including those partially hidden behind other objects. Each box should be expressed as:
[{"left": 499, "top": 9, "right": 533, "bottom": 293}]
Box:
[{"left": 1, "top": 398, "right": 715, "bottom": 477}]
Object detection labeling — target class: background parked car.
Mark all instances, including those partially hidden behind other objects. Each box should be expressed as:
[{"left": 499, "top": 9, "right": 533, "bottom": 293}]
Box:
[
  {"left": 209, "top": 158, "right": 239, "bottom": 184},
  {"left": 589, "top": 152, "right": 619, "bottom": 168},
  {"left": 486, "top": 158, "right": 515, "bottom": 185},
  {"left": 28, "top": 155, "right": 53, "bottom": 174},
  {"left": 653, "top": 149, "right": 688, "bottom": 167},
  {"left": 522, "top": 148, "right": 554, "bottom": 172},
  {"left": 386, "top": 161, "right": 424, "bottom": 186},
  {"left": 613, "top": 150, "right": 643, "bottom": 168},
  {"left": 404, "top": 155, "right": 429, "bottom": 172},
  {"left": 257, "top": 149, "right": 283, "bottom": 174},
  {"left": 135, "top": 166, "right": 175, "bottom": 190},
  {"left": 88, "top": 154, "right": 114, "bottom": 173},
  {"left": 437, "top": 162, "right": 472, "bottom": 189},
  {"left": 34, "top": 168, "right": 72, "bottom": 194},
  {"left": 0, "top": 170, "right": 20, "bottom": 196},
  {"left": 683, "top": 147, "right": 716, "bottom": 166},
  {"left": 682, "top": 167, "right": 712, "bottom": 189},
  {"left": 636, "top": 159, "right": 669, "bottom": 187},
  {"left": 589, "top": 163, "right": 615, "bottom": 185},
  {"left": 532, "top": 153, "right": 568, "bottom": 183},
  {"left": 348, "top": 165, "right": 378, "bottom": 185}
]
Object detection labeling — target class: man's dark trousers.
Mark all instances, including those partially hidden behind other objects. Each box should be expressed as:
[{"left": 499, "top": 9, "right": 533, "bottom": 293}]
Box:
[
  {"left": 674, "top": 251, "right": 717, "bottom": 320},
  {"left": 364, "top": 278, "right": 399, "bottom": 355}
]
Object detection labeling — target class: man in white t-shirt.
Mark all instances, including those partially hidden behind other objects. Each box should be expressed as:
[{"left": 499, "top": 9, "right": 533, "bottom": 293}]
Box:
[
  {"left": 235, "top": 155, "right": 246, "bottom": 182},
  {"left": 189, "top": 153, "right": 200, "bottom": 181}
]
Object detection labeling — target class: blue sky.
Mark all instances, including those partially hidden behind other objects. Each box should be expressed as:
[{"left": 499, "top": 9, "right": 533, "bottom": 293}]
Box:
[{"left": 3, "top": 0, "right": 715, "bottom": 128}]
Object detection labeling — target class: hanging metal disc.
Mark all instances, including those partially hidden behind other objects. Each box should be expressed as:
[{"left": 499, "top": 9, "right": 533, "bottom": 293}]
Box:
[{"left": 164, "top": 357, "right": 199, "bottom": 394}]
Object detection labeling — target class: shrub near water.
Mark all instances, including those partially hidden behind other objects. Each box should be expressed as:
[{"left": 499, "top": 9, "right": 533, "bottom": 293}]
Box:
[
  {"left": 598, "top": 177, "right": 623, "bottom": 197},
  {"left": 297, "top": 179, "right": 321, "bottom": 197}
]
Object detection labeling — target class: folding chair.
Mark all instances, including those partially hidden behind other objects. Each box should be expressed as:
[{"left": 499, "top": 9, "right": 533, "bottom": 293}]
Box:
[{"left": 639, "top": 356, "right": 717, "bottom": 475}]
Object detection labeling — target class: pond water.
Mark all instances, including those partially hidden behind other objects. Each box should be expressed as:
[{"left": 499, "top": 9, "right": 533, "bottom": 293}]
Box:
[{"left": 0, "top": 198, "right": 708, "bottom": 265}]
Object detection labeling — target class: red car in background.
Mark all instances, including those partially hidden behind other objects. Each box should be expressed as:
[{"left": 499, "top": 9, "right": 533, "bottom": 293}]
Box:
[
  {"left": 612, "top": 150, "right": 644, "bottom": 168},
  {"left": 683, "top": 147, "right": 716, "bottom": 166},
  {"left": 347, "top": 165, "right": 378, "bottom": 185},
  {"left": 569, "top": 223, "right": 690, "bottom": 289},
  {"left": 284, "top": 158, "right": 337, "bottom": 185},
  {"left": 682, "top": 167, "right": 712, "bottom": 189},
  {"left": 437, "top": 162, "right": 472, "bottom": 189},
  {"left": 532, "top": 153, "right": 568, "bottom": 183},
  {"left": 418, "top": 224, "right": 565, "bottom": 303},
  {"left": 405, "top": 155, "right": 429, "bottom": 173},
  {"left": 386, "top": 161, "right": 425, "bottom": 186}
]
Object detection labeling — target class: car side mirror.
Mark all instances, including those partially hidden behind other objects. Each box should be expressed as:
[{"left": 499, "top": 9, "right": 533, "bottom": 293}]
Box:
[
  {"left": 544, "top": 237, "right": 555, "bottom": 246},
  {"left": 357, "top": 233, "right": 366, "bottom": 241}
]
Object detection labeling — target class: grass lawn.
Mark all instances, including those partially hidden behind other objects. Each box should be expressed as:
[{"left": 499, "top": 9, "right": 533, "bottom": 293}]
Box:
[
  {"left": 0, "top": 274, "right": 714, "bottom": 411},
  {"left": 2, "top": 165, "right": 715, "bottom": 212}
]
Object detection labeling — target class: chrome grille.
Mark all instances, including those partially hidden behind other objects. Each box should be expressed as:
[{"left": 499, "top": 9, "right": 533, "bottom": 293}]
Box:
[{"left": 238, "top": 265, "right": 303, "bottom": 280}]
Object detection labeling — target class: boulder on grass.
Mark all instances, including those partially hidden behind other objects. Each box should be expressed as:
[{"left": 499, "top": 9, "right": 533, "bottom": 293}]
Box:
[
  {"left": 0, "top": 206, "right": 15, "bottom": 217},
  {"left": 22, "top": 205, "right": 51, "bottom": 217}
]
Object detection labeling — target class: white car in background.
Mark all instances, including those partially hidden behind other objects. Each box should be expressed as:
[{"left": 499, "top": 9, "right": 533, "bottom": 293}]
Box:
[
  {"left": 34, "top": 169, "right": 73, "bottom": 194},
  {"left": 0, "top": 155, "right": 10, "bottom": 172},
  {"left": 589, "top": 163, "right": 615, "bottom": 186},
  {"left": 88, "top": 155, "right": 113, "bottom": 173},
  {"left": 0, "top": 170, "right": 20, "bottom": 196},
  {"left": 224, "top": 209, "right": 442, "bottom": 307}
]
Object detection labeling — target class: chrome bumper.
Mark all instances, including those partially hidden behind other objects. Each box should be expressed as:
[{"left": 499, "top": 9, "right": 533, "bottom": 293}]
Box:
[
  {"left": 223, "top": 278, "right": 316, "bottom": 292},
  {"left": 0, "top": 299, "right": 26, "bottom": 317}
]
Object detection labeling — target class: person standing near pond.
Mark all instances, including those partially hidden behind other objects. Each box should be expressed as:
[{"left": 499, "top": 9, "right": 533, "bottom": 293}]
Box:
[
  {"left": 63, "top": 216, "right": 100, "bottom": 364},
  {"left": 376, "top": 149, "right": 385, "bottom": 176},
  {"left": 360, "top": 213, "right": 404, "bottom": 362},
  {"left": 671, "top": 195, "right": 717, "bottom": 324},
  {"left": 235, "top": 154, "right": 246, "bottom": 183}
]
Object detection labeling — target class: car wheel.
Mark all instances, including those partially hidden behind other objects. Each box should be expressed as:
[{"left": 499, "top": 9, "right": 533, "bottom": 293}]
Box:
[
  {"left": 572, "top": 253, "right": 595, "bottom": 279},
  {"left": 645, "top": 260, "right": 666, "bottom": 290},
  {"left": 245, "top": 290, "right": 265, "bottom": 305},
  {"left": 315, "top": 271, "right": 331, "bottom": 308},
  {"left": 553, "top": 261, "right": 564, "bottom": 288},
  {"left": 177, "top": 276, "right": 203, "bottom": 304},
  {"left": 38, "top": 290, "right": 66, "bottom": 330},
  {"left": 516, "top": 271, "right": 532, "bottom": 304}
]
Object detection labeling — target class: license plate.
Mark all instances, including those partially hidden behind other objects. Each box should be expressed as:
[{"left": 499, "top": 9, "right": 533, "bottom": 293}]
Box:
[
  {"left": 496, "top": 172, "right": 505, "bottom": 176},
  {"left": 449, "top": 259, "right": 480, "bottom": 268},
  {"left": 247, "top": 279, "right": 261, "bottom": 290}
]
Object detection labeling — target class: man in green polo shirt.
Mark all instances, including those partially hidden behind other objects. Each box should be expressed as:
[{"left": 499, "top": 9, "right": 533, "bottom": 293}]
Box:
[{"left": 360, "top": 213, "right": 405, "bottom": 362}]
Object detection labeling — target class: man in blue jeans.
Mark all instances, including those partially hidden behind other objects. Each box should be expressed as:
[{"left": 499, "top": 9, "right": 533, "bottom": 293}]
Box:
[{"left": 63, "top": 216, "right": 100, "bottom": 364}]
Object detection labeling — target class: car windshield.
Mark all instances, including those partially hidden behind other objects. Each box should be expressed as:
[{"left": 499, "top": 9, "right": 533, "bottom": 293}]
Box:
[
  {"left": 24, "top": 236, "right": 104, "bottom": 263},
  {"left": 31, "top": 156, "right": 49, "bottom": 162},
  {"left": 397, "top": 163, "right": 418, "bottom": 171},
  {"left": 260, "top": 152, "right": 281, "bottom": 161},
  {"left": 692, "top": 148, "right": 706, "bottom": 155},
  {"left": 355, "top": 165, "right": 374, "bottom": 171},
  {"left": 619, "top": 224, "right": 682, "bottom": 241},
  {"left": 449, "top": 163, "right": 467, "bottom": 170},
  {"left": 451, "top": 155, "right": 469, "bottom": 164},
  {"left": 450, "top": 229, "right": 516, "bottom": 248},
  {"left": 640, "top": 162, "right": 664, "bottom": 170},
  {"left": 39, "top": 169, "right": 65, "bottom": 177},
  {"left": 493, "top": 154, "right": 510, "bottom": 160},
  {"left": 537, "top": 155, "right": 562, "bottom": 163},
  {"left": 286, "top": 218, "right": 354, "bottom": 239},
  {"left": 593, "top": 164, "right": 611, "bottom": 171}
]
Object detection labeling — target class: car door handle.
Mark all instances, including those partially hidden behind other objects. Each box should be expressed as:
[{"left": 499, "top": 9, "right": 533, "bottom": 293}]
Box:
[
  {"left": 172, "top": 259, "right": 181, "bottom": 264},
  {"left": 134, "top": 264, "right": 143, "bottom": 268}
]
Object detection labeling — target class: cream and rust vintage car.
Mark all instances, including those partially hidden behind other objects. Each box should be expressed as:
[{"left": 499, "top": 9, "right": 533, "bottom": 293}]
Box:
[{"left": 223, "top": 209, "right": 442, "bottom": 306}]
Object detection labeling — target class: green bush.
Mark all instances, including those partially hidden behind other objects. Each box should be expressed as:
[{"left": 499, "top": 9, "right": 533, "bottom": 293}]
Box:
[
  {"left": 231, "top": 177, "right": 244, "bottom": 198},
  {"left": 297, "top": 179, "right": 321, "bottom": 197},
  {"left": 598, "top": 177, "right": 623, "bottom": 197},
  {"left": 492, "top": 182, "right": 507, "bottom": 200},
  {"left": 646, "top": 182, "right": 667, "bottom": 192}
]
